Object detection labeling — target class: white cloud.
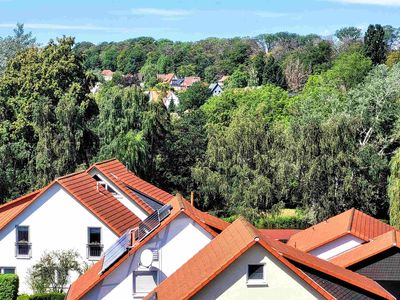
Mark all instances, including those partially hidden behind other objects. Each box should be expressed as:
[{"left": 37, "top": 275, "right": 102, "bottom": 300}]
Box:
[
  {"left": 330, "top": 0, "right": 400, "bottom": 6},
  {"left": 128, "top": 8, "right": 192, "bottom": 17},
  {"left": 0, "top": 23, "right": 172, "bottom": 33}
]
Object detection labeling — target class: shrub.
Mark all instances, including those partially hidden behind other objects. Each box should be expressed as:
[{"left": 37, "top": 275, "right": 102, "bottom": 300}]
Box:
[
  {"left": 28, "top": 293, "right": 65, "bottom": 300},
  {"left": 0, "top": 274, "right": 19, "bottom": 300},
  {"left": 16, "top": 295, "right": 29, "bottom": 300},
  {"left": 255, "top": 214, "right": 310, "bottom": 229}
]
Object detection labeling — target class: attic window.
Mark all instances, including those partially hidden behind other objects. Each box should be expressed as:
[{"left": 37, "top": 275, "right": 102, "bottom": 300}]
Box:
[
  {"left": 247, "top": 264, "right": 267, "bottom": 286},
  {"left": 133, "top": 270, "right": 158, "bottom": 296}
]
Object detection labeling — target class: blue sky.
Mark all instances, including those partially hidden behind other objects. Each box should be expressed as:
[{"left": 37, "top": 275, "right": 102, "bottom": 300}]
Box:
[{"left": 1, "top": 0, "right": 400, "bottom": 44}]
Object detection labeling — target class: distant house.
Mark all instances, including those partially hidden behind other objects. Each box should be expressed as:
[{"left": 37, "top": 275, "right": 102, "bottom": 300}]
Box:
[
  {"left": 157, "top": 73, "right": 177, "bottom": 84},
  {"left": 148, "top": 90, "right": 179, "bottom": 110},
  {"left": 101, "top": 69, "right": 114, "bottom": 81},
  {"left": 218, "top": 75, "right": 230, "bottom": 86},
  {"left": 170, "top": 78, "right": 184, "bottom": 91},
  {"left": 181, "top": 76, "right": 201, "bottom": 90},
  {"left": 209, "top": 83, "right": 223, "bottom": 96}
]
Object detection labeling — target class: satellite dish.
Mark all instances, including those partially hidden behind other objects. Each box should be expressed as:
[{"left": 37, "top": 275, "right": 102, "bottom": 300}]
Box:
[{"left": 140, "top": 249, "right": 154, "bottom": 268}]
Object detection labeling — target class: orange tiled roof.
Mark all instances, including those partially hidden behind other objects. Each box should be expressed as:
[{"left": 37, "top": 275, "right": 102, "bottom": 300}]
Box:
[
  {"left": 157, "top": 73, "right": 175, "bottom": 83},
  {"left": 0, "top": 190, "right": 41, "bottom": 230},
  {"left": 147, "top": 218, "right": 394, "bottom": 300},
  {"left": 66, "top": 195, "right": 220, "bottom": 300},
  {"left": 287, "top": 208, "right": 393, "bottom": 252},
  {"left": 58, "top": 171, "right": 141, "bottom": 236},
  {"left": 91, "top": 159, "right": 173, "bottom": 204},
  {"left": 329, "top": 230, "right": 400, "bottom": 268},
  {"left": 89, "top": 159, "right": 155, "bottom": 214},
  {"left": 101, "top": 69, "right": 113, "bottom": 76},
  {"left": 182, "top": 76, "right": 200, "bottom": 88},
  {"left": 259, "top": 229, "right": 302, "bottom": 241}
]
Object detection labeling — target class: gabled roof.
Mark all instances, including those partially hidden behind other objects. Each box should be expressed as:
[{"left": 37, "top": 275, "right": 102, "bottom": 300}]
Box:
[
  {"left": 157, "top": 73, "right": 176, "bottom": 84},
  {"left": 259, "top": 229, "right": 302, "bottom": 241},
  {"left": 147, "top": 218, "right": 394, "bottom": 300},
  {"left": 182, "top": 76, "right": 200, "bottom": 87},
  {"left": 287, "top": 208, "right": 393, "bottom": 252},
  {"left": 329, "top": 230, "right": 400, "bottom": 268},
  {"left": 58, "top": 171, "right": 141, "bottom": 236},
  {"left": 66, "top": 195, "right": 220, "bottom": 300},
  {"left": 0, "top": 159, "right": 175, "bottom": 236},
  {"left": 0, "top": 190, "right": 41, "bottom": 231}
]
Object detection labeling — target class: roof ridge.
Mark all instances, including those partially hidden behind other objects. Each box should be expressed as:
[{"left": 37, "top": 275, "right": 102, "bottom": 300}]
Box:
[
  {"left": 56, "top": 169, "right": 86, "bottom": 181},
  {"left": 0, "top": 189, "right": 42, "bottom": 211},
  {"left": 88, "top": 158, "right": 118, "bottom": 170}
]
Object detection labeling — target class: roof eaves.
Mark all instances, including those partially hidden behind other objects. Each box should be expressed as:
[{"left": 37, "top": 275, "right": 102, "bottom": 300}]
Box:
[{"left": 182, "top": 240, "right": 257, "bottom": 300}]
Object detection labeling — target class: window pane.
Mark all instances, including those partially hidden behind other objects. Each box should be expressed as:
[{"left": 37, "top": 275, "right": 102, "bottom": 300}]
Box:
[
  {"left": 134, "top": 271, "right": 157, "bottom": 294},
  {"left": 248, "top": 265, "right": 264, "bottom": 280},
  {"left": 17, "top": 227, "right": 29, "bottom": 242},
  {"left": 3, "top": 268, "right": 15, "bottom": 274},
  {"left": 89, "top": 228, "right": 101, "bottom": 243},
  {"left": 18, "top": 244, "right": 30, "bottom": 256}
]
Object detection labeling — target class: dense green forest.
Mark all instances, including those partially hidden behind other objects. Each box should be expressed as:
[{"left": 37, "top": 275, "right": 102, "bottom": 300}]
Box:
[{"left": 2, "top": 24, "right": 400, "bottom": 227}]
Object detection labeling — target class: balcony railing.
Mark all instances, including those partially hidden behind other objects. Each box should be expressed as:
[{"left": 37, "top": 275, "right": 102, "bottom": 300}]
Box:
[
  {"left": 15, "top": 242, "right": 32, "bottom": 258},
  {"left": 87, "top": 243, "right": 103, "bottom": 260}
]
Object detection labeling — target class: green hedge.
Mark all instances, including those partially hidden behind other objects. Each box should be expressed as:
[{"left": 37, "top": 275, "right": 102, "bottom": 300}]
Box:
[
  {"left": 0, "top": 274, "right": 19, "bottom": 300},
  {"left": 255, "top": 215, "right": 310, "bottom": 229},
  {"left": 28, "top": 294, "right": 65, "bottom": 300}
]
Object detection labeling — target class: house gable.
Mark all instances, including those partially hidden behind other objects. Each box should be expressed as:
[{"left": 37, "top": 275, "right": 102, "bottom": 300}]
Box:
[
  {"left": 0, "top": 183, "right": 119, "bottom": 293},
  {"left": 193, "top": 244, "right": 324, "bottom": 300},
  {"left": 77, "top": 214, "right": 214, "bottom": 300}
]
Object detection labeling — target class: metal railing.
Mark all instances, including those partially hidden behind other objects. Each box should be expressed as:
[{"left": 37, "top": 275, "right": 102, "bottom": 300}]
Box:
[
  {"left": 15, "top": 242, "right": 32, "bottom": 258},
  {"left": 87, "top": 243, "right": 104, "bottom": 259}
]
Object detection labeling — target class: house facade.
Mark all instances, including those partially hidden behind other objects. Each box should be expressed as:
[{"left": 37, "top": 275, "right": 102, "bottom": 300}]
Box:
[
  {"left": 67, "top": 195, "right": 228, "bottom": 300},
  {"left": 0, "top": 159, "right": 173, "bottom": 293},
  {"left": 209, "top": 83, "right": 223, "bottom": 96}
]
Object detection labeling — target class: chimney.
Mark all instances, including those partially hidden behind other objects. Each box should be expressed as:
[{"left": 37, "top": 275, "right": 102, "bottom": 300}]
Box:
[{"left": 190, "top": 192, "right": 194, "bottom": 207}]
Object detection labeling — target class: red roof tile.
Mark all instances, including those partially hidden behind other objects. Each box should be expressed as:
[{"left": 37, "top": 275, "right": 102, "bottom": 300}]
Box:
[
  {"left": 101, "top": 70, "right": 113, "bottom": 76},
  {"left": 329, "top": 230, "right": 400, "bottom": 268},
  {"left": 66, "top": 195, "right": 219, "bottom": 300},
  {"left": 0, "top": 190, "right": 42, "bottom": 230},
  {"left": 258, "top": 229, "right": 302, "bottom": 241},
  {"left": 182, "top": 76, "right": 200, "bottom": 88},
  {"left": 90, "top": 159, "right": 173, "bottom": 205},
  {"left": 147, "top": 218, "right": 394, "bottom": 300},
  {"left": 58, "top": 171, "right": 141, "bottom": 236},
  {"left": 89, "top": 160, "right": 155, "bottom": 214},
  {"left": 287, "top": 208, "right": 393, "bottom": 252}
]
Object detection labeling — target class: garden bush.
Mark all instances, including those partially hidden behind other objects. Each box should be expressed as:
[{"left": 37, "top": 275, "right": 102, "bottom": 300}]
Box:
[
  {"left": 0, "top": 274, "right": 19, "bottom": 300},
  {"left": 28, "top": 293, "right": 65, "bottom": 300}
]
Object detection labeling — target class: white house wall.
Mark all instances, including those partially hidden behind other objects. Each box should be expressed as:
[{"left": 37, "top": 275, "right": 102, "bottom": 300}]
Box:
[
  {"left": 193, "top": 244, "right": 325, "bottom": 300},
  {"left": 83, "top": 214, "right": 213, "bottom": 300},
  {"left": 88, "top": 169, "right": 148, "bottom": 220},
  {"left": 0, "top": 183, "right": 118, "bottom": 293},
  {"left": 309, "top": 234, "right": 364, "bottom": 260}
]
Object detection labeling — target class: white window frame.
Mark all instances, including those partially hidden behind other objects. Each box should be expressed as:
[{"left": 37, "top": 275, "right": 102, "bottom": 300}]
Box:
[
  {"left": 132, "top": 270, "right": 159, "bottom": 298},
  {"left": 246, "top": 263, "right": 267, "bottom": 286},
  {"left": 15, "top": 225, "right": 31, "bottom": 259},
  {"left": 87, "top": 227, "right": 103, "bottom": 260}
]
